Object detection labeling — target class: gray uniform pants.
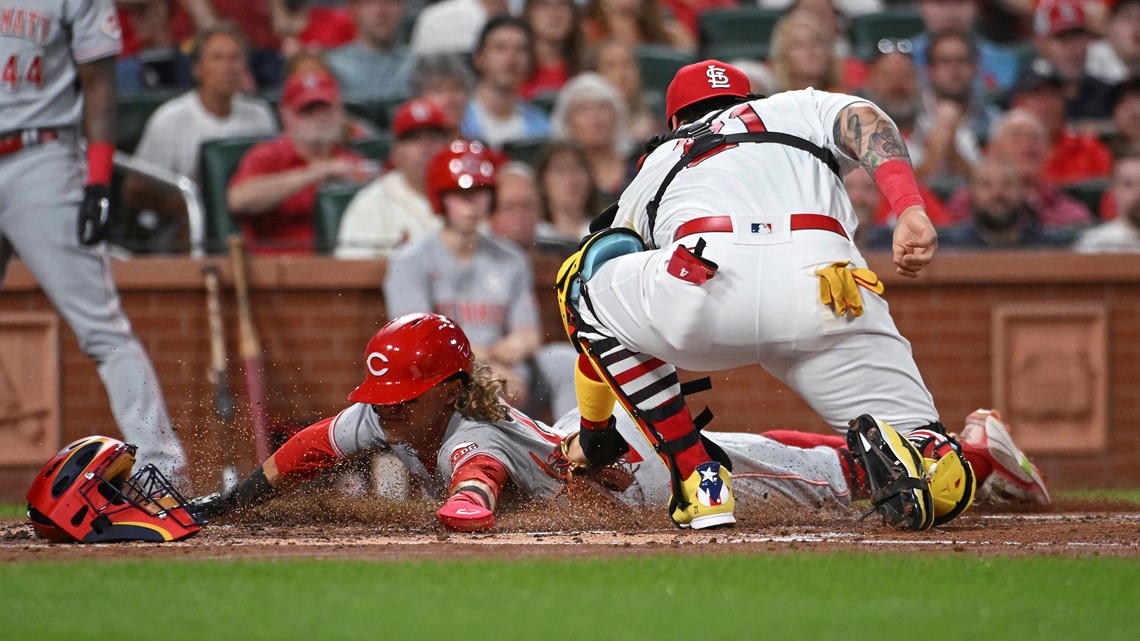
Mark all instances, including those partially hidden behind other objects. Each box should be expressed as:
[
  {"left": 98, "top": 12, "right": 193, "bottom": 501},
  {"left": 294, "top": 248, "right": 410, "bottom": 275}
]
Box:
[{"left": 0, "top": 141, "right": 186, "bottom": 480}]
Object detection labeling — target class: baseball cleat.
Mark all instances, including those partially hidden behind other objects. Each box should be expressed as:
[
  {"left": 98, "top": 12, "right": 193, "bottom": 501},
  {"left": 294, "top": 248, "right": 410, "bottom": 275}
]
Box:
[
  {"left": 960, "top": 409, "right": 1051, "bottom": 505},
  {"left": 670, "top": 461, "right": 736, "bottom": 530},
  {"left": 846, "top": 414, "right": 934, "bottom": 531}
]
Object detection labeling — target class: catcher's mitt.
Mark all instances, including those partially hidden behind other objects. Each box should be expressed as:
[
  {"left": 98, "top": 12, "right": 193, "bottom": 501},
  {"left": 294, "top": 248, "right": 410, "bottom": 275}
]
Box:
[
  {"left": 544, "top": 431, "right": 634, "bottom": 493},
  {"left": 846, "top": 414, "right": 934, "bottom": 532}
]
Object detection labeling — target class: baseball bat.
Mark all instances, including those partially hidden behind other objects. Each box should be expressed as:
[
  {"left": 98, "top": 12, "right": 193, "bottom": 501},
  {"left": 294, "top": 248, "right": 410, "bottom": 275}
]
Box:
[
  {"left": 227, "top": 234, "right": 272, "bottom": 463},
  {"left": 203, "top": 265, "right": 240, "bottom": 492}
]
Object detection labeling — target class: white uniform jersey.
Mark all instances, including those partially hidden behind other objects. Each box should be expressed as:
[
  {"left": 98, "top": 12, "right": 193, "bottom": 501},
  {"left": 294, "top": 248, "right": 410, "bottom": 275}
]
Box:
[
  {"left": 0, "top": 0, "right": 121, "bottom": 129},
  {"left": 324, "top": 402, "right": 849, "bottom": 510},
  {"left": 615, "top": 89, "right": 868, "bottom": 249}
]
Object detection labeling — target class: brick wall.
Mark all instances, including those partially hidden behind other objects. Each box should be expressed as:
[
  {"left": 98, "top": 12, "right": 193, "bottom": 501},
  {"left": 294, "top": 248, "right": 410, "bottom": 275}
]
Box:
[{"left": 2, "top": 251, "right": 1138, "bottom": 500}]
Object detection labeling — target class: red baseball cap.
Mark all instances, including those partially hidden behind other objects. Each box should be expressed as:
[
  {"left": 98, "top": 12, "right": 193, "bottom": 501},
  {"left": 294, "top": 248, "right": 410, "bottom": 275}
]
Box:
[
  {"left": 665, "top": 59, "right": 751, "bottom": 127},
  {"left": 282, "top": 70, "right": 340, "bottom": 111},
  {"left": 392, "top": 98, "right": 452, "bottom": 139},
  {"left": 1034, "top": 0, "right": 1089, "bottom": 37}
]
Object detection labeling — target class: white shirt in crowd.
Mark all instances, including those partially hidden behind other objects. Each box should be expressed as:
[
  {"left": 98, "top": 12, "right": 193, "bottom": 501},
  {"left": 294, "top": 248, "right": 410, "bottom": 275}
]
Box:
[
  {"left": 335, "top": 171, "right": 442, "bottom": 258},
  {"left": 133, "top": 91, "right": 278, "bottom": 181},
  {"left": 1073, "top": 218, "right": 1140, "bottom": 253},
  {"left": 410, "top": 0, "right": 489, "bottom": 56}
]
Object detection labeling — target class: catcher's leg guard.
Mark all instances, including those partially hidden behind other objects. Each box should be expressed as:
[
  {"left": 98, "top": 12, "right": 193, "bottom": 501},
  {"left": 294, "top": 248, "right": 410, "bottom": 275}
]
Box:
[
  {"left": 907, "top": 424, "right": 976, "bottom": 526},
  {"left": 555, "top": 227, "right": 646, "bottom": 353},
  {"left": 846, "top": 415, "right": 934, "bottom": 531}
]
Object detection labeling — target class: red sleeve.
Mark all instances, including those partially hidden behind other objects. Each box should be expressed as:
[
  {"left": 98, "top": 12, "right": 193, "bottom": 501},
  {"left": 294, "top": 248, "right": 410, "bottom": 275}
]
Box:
[
  {"left": 269, "top": 416, "right": 345, "bottom": 482},
  {"left": 919, "top": 186, "right": 953, "bottom": 226},
  {"left": 230, "top": 140, "right": 286, "bottom": 188}
]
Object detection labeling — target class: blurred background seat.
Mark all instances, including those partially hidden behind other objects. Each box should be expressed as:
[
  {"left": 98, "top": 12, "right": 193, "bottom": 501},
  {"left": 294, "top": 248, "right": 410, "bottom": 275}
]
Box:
[
  {"left": 198, "top": 136, "right": 272, "bottom": 252},
  {"left": 697, "top": 7, "right": 781, "bottom": 62},
  {"left": 314, "top": 183, "right": 364, "bottom": 254}
]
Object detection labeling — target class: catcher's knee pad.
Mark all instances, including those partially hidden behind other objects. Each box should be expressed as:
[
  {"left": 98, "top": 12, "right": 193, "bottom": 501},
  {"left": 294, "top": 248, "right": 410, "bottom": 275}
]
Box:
[
  {"left": 555, "top": 228, "right": 646, "bottom": 350},
  {"left": 908, "top": 426, "right": 976, "bottom": 526},
  {"left": 846, "top": 415, "right": 934, "bottom": 532}
]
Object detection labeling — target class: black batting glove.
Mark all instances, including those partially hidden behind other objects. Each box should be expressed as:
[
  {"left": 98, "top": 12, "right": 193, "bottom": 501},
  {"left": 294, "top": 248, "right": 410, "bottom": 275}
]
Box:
[{"left": 78, "top": 184, "right": 113, "bottom": 246}]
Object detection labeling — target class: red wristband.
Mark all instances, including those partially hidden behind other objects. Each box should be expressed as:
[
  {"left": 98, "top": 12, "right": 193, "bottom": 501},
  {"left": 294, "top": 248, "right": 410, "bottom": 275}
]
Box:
[
  {"left": 86, "top": 141, "right": 114, "bottom": 186},
  {"left": 872, "top": 159, "right": 925, "bottom": 215}
]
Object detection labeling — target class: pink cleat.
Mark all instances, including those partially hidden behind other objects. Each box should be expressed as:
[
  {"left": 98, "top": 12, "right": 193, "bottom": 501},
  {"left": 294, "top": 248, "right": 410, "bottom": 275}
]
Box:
[{"left": 960, "top": 409, "right": 1051, "bottom": 506}]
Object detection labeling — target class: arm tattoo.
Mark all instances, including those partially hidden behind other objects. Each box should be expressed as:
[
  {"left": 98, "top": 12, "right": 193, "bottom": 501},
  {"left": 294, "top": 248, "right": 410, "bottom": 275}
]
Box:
[{"left": 834, "top": 104, "right": 912, "bottom": 175}]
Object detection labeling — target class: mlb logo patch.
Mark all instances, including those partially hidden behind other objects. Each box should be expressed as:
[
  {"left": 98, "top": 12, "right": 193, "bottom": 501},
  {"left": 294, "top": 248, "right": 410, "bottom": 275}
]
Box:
[{"left": 750, "top": 222, "right": 773, "bottom": 234}]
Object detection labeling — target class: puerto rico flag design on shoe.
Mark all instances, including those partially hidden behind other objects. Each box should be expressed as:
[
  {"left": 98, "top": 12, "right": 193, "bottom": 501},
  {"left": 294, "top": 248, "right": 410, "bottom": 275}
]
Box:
[{"left": 696, "top": 462, "right": 728, "bottom": 506}]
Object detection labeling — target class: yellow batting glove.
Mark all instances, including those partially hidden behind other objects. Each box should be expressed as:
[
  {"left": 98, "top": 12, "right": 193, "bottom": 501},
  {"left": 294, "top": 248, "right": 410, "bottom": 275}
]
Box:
[{"left": 814, "top": 261, "right": 885, "bottom": 318}]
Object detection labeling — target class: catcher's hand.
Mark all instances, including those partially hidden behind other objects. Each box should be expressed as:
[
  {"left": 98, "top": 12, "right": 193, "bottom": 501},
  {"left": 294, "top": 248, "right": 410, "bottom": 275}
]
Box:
[{"left": 78, "top": 184, "right": 113, "bottom": 245}]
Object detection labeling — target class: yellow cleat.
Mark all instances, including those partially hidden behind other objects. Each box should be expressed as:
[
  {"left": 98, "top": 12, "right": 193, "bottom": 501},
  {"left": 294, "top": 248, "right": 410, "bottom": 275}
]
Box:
[{"left": 670, "top": 462, "right": 736, "bottom": 530}]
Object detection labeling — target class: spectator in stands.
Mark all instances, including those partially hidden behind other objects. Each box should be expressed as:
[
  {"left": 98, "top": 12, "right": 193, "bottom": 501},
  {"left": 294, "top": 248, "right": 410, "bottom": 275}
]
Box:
[
  {"left": 520, "top": 0, "right": 585, "bottom": 100},
  {"left": 385, "top": 141, "right": 539, "bottom": 408},
  {"left": 912, "top": 0, "right": 1021, "bottom": 97},
  {"left": 410, "top": 0, "right": 508, "bottom": 55},
  {"left": 1087, "top": 0, "right": 1140, "bottom": 84},
  {"left": 326, "top": 0, "right": 412, "bottom": 104},
  {"left": 941, "top": 158, "right": 1069, "bottom": 248},
  {"left": 118, "top": 0, "right": 193, "bottom": 92},
  {"left": 663, "top": 0, "right": 739, "bottom": 43},
  {"left": 858, "top": 41, "right": 922, "bottom": 143},
  {"left": 284, "top": 51, "right": 383, "bottom": 140},
  {"left": 581, "top": 0, "right": 695, "bottom": 52},
  {"left": 123, "top": 23, "right": 278, "bottom": 252},
  {"left": 489, "top": 162, "right": 543, "bottom": 247},
  {"left": 768, "top": 10, "right": 844, "bottom": 93},
  {"left": 272, "top": 0, "right": 357, "bottom": 59},
  {"left": 947, "top": 109, "right": 1093, "bottom": 228},
  {"left": 174, "top": 0, "right": 285, "bottom": 87},
  {"left": 534, "top": 141, "right": 601, "bottom": 251},
  {"left": 788, "top": 0, "right": 870, "bottom": 89},
  {"left": 588, "top": 39, "right": 662, "bottom": 141},
  {"left": 336, "top": 99, "right": 453, "bottom": 258},
  {"left": 549, "top": 72, "right": 634, "bottom": 202},
  {"left": 409, "top": 54, "right": 476, "bottom": 127},
  {"left": 1029, "top": 0, "right": 1115, "bottom": 130},
  {"left": 228, "top": 70, "right": 373, "bottom": 254},
  {"left": 904, "top": 32, "right": 983, "bottom": 183},
  {"left": 1108, "top": 78, "right": 1140, "bottom": 158},
  {"left": 842, "top": 168, "right": 895, "bottom": 250},
  {"left": 1074, "top": 152, "right": 1140, "bottom": 252},
  {"left": 461, "top": 16, "right": 552, "bottom": 149},
  {"left": 1009, "top": 65, "right": 1114, "bottom": 185},
  {"left": 924, "top": 30, "right": 1001, "bottom": 143}
]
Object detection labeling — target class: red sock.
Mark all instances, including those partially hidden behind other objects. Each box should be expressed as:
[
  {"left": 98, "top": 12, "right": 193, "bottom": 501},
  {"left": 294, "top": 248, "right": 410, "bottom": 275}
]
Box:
[
  {"left": 959, "top": 443, "right": 993, "bottom": 485},
  {"left": 655, "top": 412, "right": 710, "bottom": 478},
  {"left": 763, "top": 430, "right": 848, "bottom": 450}
]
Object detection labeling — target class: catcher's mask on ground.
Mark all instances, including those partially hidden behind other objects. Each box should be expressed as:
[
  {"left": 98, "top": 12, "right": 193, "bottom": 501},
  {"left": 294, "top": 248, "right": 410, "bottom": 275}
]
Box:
[
  {"left": 348, "top": 313, "right": 474, "bottom": 406},
  {"left": 665, "top": 59, "right": 751, "bottom": 128},
  {"left": 425, "top": 139, "right": 497, "bottom": 214},
  {"left": 26, "top": 436, "right": 203, "bottom": 543}
]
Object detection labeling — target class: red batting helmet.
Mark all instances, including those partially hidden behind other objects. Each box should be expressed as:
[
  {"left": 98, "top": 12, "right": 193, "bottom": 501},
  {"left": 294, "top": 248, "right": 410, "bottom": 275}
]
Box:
[
  {"left": 425, "top": 139, "right": 497, "bottom": 214},
  {"left": 26, "top": 436, "right": 203, "bottom": 543},
  {"left": 665, "top": 59, "right": 751, "bottom": 127},
  {"left": 348, "top": 313, "right": 474, "bottom": 405}
]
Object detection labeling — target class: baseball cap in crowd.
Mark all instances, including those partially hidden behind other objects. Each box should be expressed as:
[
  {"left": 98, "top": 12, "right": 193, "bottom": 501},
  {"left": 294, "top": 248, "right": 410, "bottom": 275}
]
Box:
[
  {"left": 282, "top": 70, "right": 340, "bottom": 111},
  {"left": 392, "top": 98, "right": 452, "bottom": 139},
  {"left": 1034, "top": 0, "right": 1090, "bottom": 37},
  {"left": 665, "top": 59, "right": 751, "bottom": 127},
  {"left": 1011, "top": 60, "right": 1066, "bottom": 96}
]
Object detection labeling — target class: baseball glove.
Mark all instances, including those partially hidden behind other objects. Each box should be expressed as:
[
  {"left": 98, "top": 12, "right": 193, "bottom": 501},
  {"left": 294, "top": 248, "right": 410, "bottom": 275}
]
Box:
[
  {"left": 545, "top": 431, "right": 635, "bottom": 493},
  {"left": 846, "top": 414, "right": 935, "bottom": 531}
]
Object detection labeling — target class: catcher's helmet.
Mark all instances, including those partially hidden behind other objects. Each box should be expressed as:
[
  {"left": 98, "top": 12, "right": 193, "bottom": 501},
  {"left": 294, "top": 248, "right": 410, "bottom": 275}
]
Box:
[
  {"left": 665, "top": 59, "right": 750, "bottom": 127},
  {"left": 26, "top": 436, "right": 203, "bottom": 543},
  {"left": 348, "top": 313, "right": 474, "bottom": 405},
  {"left": 425, "top": 139, "right": 497, "bottom": 214}
]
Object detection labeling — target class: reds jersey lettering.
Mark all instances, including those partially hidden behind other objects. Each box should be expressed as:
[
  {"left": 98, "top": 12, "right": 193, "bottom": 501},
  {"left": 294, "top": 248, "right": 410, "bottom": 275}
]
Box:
[{"left": 0, "top": 7, "right": 50, "bottom": 43}]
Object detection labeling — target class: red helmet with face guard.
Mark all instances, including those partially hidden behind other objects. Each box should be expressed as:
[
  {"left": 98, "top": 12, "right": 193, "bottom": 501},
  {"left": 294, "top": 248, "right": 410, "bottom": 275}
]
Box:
[
  {"left": 425, "top": 139, "right": 497, "bottom": 214},
  {"left": 348, "top": 313, "right": 474, "bottom": 405},
  {"left": 26, "top": 436, "right": 203, "bottom": 543}
]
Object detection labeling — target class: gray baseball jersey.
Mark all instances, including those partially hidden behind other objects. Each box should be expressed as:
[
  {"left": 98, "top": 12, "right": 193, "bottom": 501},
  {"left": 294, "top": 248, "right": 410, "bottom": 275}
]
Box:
[
  {"left": 1, "top": 0, "right": 122, "bottom": 128},
  {"left": 0, "top": 0, "right": 185, "bottom": 481},
  {"left": 324, "top": 402, "right": 850, "bottom": 510},
  {"left": 383, "top": 231, "right": 540, "bottom": 348}
]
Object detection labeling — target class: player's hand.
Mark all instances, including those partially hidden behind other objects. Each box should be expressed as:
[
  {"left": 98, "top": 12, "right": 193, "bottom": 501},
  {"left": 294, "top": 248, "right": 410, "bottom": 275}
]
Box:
[
  {"left": 892, "top": 206, "right": 937, "bottom": 278},
  {"left": 437, "top": 490, "right": 496, "bottom": 532},
  {"left": 77, "top": 184, "right": 113, "bottom": 246}
]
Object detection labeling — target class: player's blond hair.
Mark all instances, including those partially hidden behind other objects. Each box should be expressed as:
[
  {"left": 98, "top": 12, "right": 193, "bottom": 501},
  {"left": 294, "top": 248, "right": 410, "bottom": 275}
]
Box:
[{"left": 455, "top": 362, "right": 509, "bottom": 422}]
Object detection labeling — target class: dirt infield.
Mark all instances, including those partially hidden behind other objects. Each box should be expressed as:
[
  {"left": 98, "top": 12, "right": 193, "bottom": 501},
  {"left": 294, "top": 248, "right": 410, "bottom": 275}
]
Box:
[{"left": 4, "top": 496, "right": 1139, "bottom": 562}]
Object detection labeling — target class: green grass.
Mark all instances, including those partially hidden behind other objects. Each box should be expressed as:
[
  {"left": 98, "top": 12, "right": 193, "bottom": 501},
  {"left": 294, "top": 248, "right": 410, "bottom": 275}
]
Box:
[
  {"left": 0, "top": 503, "right": 24, "bottom": 518},
  {"left": 1, "top": 554, "right": 1138, "bottom": 641},
  {"left": 1056, "top": 488, "right": 1140, "bottom": 504}
]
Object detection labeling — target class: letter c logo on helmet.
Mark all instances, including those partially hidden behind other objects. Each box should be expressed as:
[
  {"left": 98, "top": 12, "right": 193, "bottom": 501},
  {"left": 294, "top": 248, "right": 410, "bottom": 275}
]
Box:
[{"left": 367, "top": 352, "right": 389, "bottom": 377}]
